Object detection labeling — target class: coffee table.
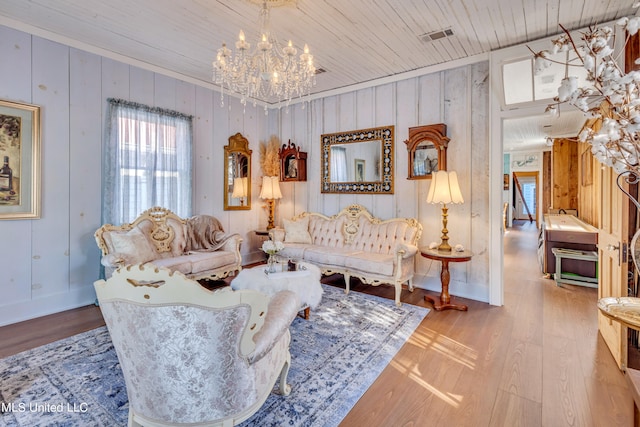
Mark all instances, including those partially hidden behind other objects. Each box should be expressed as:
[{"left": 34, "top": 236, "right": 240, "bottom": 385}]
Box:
[{"left": 231, "top": 261, "right": 323, "bottom": 319}]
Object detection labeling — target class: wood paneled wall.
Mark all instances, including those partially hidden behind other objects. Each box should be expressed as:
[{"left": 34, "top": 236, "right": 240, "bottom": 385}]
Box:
[
  {"left": 0, "top": 25, "right": 269, "bottom": 326},
  {"left": 543, "top": 151, "right": 551, "bottom": 214},
  {"left": 552, "top": 138, "right": 579, "bottom": 211},
  {"left": 577, "top": 142, "right": 601, "bottom": 227},
  {"left": 0, "top": 22, "right": 492, "bottom": 326},
  {"left": 551, "top": 138, "right": 600, "bottom": 227},
  {"left": 276, "top": 62, "right": 492, "bottom": 303}
]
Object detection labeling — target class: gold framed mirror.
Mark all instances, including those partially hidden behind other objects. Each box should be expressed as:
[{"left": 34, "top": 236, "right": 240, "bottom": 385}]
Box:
[
  {"left": 404, "top": 124, "right": 449, "bottom": 180},
  {"left": 321, "top": 125, "right": 394, "bottom": 194},
  {"left": 224, "top": 132, "right": 252, "bottom": 210}
]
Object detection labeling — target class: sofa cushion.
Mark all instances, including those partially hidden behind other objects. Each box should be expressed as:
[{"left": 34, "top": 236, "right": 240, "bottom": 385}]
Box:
[
  {"left": 148, "top": 257, "right": 193, "bottom": 275},
  {"left": 344, "top": 252, "right": 396, "bottom": 276},
  {"left": 303, "top": 246, "right": 362, "bottom": 267},
  {"left": 278, "top": 244, "right": 308, "bottom": 260},
  {"left": 188, "top": 250, "right": 238, "bottom": 273},
  {"left": 150, "top": 251, "right": 239, "bottom": 276},
  {"left": 283, "top": 217, "right": 312, "bottom": 244},
  {"left": 108, "top": 227, "right": 157, "bottom": 264}
]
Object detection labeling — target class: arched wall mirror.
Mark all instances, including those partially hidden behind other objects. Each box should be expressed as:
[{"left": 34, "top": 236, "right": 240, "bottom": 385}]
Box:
[
  {"left": 224, "top": 132, "right": 252, "bottom": 210},
  {"left": 321, "top": 125, "right": 394, "bottom": 194},
  {"left": 404, "top": 124, "right": 449, "bottom": 180}
]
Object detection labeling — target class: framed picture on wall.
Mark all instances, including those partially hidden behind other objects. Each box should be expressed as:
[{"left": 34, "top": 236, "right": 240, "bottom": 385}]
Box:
[
  {"left": 503, "top": 173, "right": 509, "bottom": 190},
  {"left": 0, "top": 99, "right": 41, "bottom": 220}
]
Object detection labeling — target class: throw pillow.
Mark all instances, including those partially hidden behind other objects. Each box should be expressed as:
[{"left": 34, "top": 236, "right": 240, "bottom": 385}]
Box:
[
  {"left": 108, "top": 227, "right": 157, "bottom": 264},
  {"left": 283, "top": 216, "right": 312, "bottom": 244}
]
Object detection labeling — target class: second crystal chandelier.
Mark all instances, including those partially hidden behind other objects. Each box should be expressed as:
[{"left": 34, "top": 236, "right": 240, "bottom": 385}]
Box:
[{"left": 212, "top": 0, "right": 316, "bottom": 109}]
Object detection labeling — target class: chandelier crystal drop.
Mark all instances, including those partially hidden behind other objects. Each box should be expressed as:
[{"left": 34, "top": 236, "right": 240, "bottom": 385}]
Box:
[{"left": 212, "top": 0, "right": 316, "bottom": 111}]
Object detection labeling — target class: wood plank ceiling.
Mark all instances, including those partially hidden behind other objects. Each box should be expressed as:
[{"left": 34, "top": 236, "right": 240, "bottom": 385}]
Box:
[
  {"left": 0, "top": 0, "right": 636, "bottom": 102},
  {"left": 0, "top": 0, "right": 637, "bottom": 150}
]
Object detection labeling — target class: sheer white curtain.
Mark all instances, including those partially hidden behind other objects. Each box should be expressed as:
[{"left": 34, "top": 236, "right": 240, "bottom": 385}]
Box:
[
  {"left": 330, "top": 146, "right": 348, "bottom": 182},
  {"left": 413, "top": 148, "right": 427, "bottom": 176},
  {"left": 103, "top": 99, "right": 193, "bottom": 225}
]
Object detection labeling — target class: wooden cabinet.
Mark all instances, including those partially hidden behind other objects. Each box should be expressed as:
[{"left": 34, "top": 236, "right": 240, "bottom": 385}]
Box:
[{"left": 540, "top": 214, "right": 598, "bottom": 276}]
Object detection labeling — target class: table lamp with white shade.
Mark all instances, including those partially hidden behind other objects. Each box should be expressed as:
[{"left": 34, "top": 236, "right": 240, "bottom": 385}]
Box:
[
  {"left": 231, "top": 177, "right": 248, "bottom": 206},
  {"left": 260, "top": 176, "right": 282, "bottom": 229},
  {"left": 427, "top": 170, "right": 464, "bottom": 252}
]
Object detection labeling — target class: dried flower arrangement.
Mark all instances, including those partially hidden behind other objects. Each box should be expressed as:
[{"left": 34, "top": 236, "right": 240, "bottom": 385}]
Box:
[
  {"left": 260, "top": 135, "right": 281, "bottom": 177},
  {"left": 530, "top": 11, "right": 640, "bottom": 177}
]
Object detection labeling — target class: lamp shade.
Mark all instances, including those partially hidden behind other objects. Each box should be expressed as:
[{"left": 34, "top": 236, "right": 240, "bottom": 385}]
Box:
[
  {"left": 231, "top": 177, "right": 248, "bottom": 198},
  {"left": 259, "top": 176, "right": 282, "bottom": 200},
  {"left": 426, "top": 171, "right": 464, "bottom": 204}
]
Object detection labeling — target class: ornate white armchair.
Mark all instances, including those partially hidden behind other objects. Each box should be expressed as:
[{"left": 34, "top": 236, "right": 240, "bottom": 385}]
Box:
[{"left": 94, "top": 264, "right": 300, "bottom": 427}]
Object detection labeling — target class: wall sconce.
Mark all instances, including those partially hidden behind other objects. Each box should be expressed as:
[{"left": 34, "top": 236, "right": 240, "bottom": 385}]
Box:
[
  {"left": 231, "top": 177, "right": 248, "bottom": 206},
  {"left": 427, "top": 170, "right": 464, "bottom": 252},
  {"left": 259, "top": 176, "right": 282, "bottom": 229}
]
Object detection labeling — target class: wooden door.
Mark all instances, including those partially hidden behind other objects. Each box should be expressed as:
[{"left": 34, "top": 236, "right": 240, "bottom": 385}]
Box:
[{"left": 598, "top": 166, "right": 629, "bottom": 370}]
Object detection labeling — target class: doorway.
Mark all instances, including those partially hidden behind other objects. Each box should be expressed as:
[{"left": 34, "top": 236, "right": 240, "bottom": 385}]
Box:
[{"left": 513, "top": 171, "right": 538, "bottom": 224}]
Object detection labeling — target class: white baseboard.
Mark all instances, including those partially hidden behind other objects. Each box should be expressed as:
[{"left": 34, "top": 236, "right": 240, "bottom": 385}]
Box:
[{"left": 0, "top": 285, "right": 97, "bottom": 328}]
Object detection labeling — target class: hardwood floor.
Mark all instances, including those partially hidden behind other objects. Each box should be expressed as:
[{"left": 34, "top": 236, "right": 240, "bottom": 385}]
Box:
[
  {"left": 342, "top": 220, "right": 632, "bottom": 426},
  {"left": 0, "top": 221, "right": 632, "bottom": 426},
  {"left": 0, "top": 304, "right": 105, "bottom": 359}
]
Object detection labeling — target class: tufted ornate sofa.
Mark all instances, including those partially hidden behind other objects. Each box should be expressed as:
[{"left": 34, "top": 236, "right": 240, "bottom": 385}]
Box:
[
  {"left": 269, "top": 204, "right": 422, "bottom": 306},
  {"left": 95, "top": 206, "right": 242, "bottom": 281}
]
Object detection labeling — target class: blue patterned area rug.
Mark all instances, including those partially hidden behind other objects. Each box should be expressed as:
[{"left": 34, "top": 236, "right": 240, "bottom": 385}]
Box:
[{"left": 0, "top": 284, "right": 429, "bottom": 427}]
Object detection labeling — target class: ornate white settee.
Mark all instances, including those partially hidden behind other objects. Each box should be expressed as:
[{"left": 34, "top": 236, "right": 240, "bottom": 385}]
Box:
[
  {"left": 95, "top": 206, "right": 242, "bottom": 280},
  {"left": 94, "top": 263, "right": 300, "bottom": 426},
  {"left": 269, "top": 204, "right": 423, "bottom": 306}
]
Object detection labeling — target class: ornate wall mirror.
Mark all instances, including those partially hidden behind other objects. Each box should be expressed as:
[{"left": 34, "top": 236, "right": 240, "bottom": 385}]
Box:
[
  {"left": 404, "top": 123, "right": 449, "bottom": 179},
  {"left": 321, "top": 125, "right": 394, "bottom": 194},
  {"left": 224, "top": 132, "right": 252, "bottom": 210}
]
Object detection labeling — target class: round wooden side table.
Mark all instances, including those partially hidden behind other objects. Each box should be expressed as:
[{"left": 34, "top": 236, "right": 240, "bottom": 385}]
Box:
[
  {"left": 598, "top": 296, "right": 640, "bottom": 425},
  {"left": 598, "top": 297, "right": 640, "bottom": 330},
  {"left": 420, "top": 247, "right": 473, "bottom": 311}
]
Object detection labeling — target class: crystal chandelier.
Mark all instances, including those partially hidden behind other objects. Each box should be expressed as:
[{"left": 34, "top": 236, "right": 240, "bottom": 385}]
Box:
[{"left": 212, "top": 0, "right": 316, "bottom": 110}]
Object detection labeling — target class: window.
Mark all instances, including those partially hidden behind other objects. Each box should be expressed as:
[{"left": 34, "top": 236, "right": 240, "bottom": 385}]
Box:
[
  {"left": 103, "top": 98, "right": 193, "bottom": 224},
  {"left": 330, "top": 146, "right": 347, "bottom": 182},
  {"left": 502, "top": 51, "right": 590, "bottom": 106},
  {"left": 520, "top": 181, "right": 537, "bottom": 216}
]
